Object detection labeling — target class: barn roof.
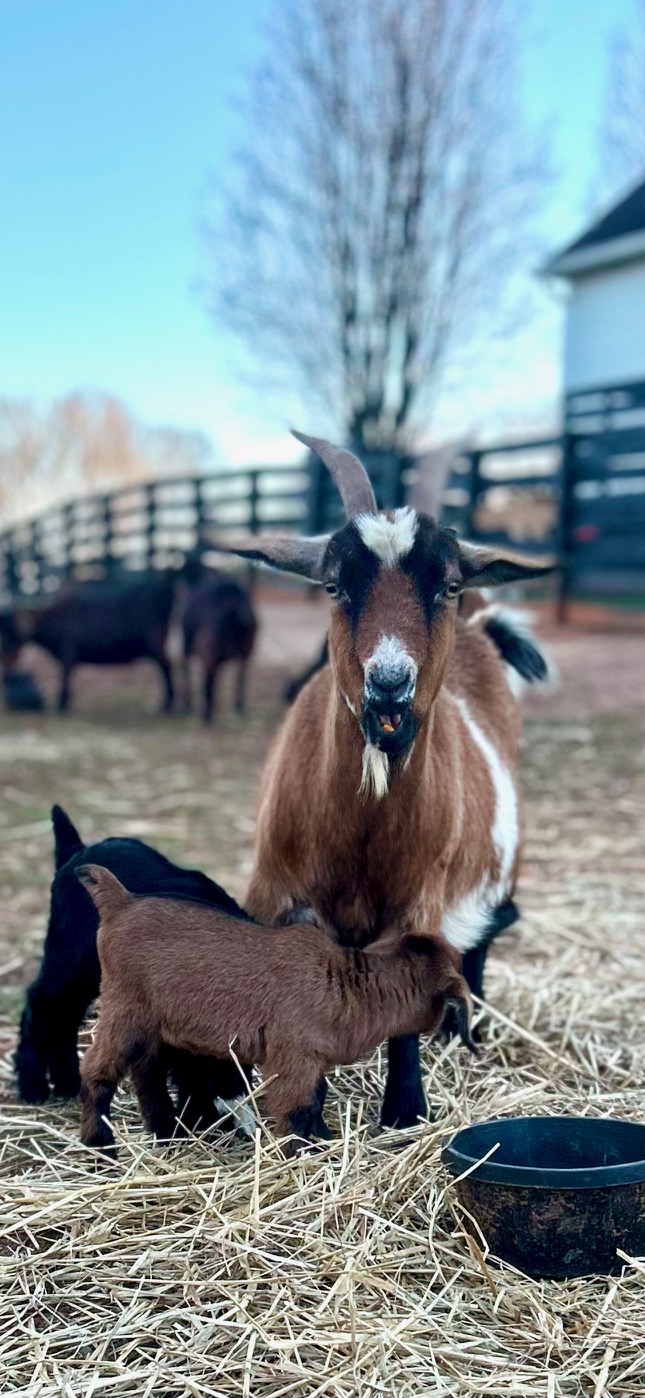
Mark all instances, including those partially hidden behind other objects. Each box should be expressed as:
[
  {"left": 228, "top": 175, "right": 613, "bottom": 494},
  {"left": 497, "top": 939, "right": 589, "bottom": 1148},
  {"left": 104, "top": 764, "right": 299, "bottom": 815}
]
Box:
[{"left": 543, "top": 177, "right": 645, "bottom": 278}]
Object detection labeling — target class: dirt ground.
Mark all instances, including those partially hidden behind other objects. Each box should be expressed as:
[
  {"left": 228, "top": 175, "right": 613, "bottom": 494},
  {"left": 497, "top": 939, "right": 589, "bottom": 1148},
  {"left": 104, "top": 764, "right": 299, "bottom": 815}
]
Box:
[{"left": 0, "top": 593, "right": 644, "bottom": 1395}]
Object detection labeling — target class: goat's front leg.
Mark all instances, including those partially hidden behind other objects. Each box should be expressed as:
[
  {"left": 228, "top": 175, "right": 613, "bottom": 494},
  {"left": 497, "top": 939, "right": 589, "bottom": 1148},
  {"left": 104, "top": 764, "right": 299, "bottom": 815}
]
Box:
[
  {"left": 263, "top": 1048, "right": 328, "bottom": 1156},
  {"left": 380, "top": 1035, "right": 426, "bottom": 1129}
]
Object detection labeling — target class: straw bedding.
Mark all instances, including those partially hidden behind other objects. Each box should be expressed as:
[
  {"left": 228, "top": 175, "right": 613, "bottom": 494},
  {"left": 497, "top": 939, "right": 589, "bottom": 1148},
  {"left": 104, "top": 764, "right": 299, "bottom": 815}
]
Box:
[{"left": 0, "top": 694, "right": 643, "bottom": 1395}]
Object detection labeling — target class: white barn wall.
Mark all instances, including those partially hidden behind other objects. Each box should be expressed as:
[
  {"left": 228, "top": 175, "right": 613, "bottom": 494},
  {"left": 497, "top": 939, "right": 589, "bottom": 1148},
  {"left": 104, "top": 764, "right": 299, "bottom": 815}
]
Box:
[{"left": 564, "top": 260, "right": 645, "bottom": 392}]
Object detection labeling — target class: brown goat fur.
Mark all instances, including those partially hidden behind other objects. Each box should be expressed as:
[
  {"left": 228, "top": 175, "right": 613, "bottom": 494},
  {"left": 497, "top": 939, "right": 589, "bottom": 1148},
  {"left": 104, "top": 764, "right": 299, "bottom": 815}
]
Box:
[
  {"left": 247, "top": 620, "right": 520, "bottom": 943},
  {"left": 78, "top": 865, "right": 473, "bottom": 1155}
]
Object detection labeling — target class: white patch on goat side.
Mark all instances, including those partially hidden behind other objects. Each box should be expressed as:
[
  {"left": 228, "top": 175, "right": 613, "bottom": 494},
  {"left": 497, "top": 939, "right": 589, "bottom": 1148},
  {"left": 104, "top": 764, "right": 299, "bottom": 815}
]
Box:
[
  {"left": 504, "top": 665, "right": 525, "bottom": 700},
  {"left": 441, "top": 890, "right": 494, "bottom": 955},
  {"left": 214, "top": 1095, "right": 258, "bottom": 1140},
  {"left": 344, "top": 692, "right": 358, "bottom": 717},
  {"left": 440, "top": 695, "right": 518, "bottom": 954},
  {"left": 360, "top": 743, "right": 390, "bottom": 799},
  {"left": 356, "top": 507, "right": 417, "bottom": 566},
  {"left": 364, "top": 634, "right": 417, "bottom": 691}
]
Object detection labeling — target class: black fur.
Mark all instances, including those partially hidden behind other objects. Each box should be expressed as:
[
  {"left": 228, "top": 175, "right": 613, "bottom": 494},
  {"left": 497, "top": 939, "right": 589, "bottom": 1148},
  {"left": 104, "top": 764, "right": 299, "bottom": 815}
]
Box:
[
  {"left": 380, "top": 1035, "right": 427, "bottom": 1130},
  {"left": 15, "top": 807, "right": 251, "bottom": 1116},
  {"left": 483, "top": 615, "right": 548, "bottom": 683},
  {"left": 52, "top": 804, "right": 84, "bottom": 870}
]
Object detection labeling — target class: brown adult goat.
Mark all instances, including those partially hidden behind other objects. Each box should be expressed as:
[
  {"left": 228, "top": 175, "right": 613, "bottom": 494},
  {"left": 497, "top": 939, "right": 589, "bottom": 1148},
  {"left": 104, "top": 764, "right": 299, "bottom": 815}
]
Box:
[
  {"left": 77, "top": 865, "right": 474, "bottom": 1155},
  {"left": 219, "top": 432, "right": 552, "bottom": 1134}
]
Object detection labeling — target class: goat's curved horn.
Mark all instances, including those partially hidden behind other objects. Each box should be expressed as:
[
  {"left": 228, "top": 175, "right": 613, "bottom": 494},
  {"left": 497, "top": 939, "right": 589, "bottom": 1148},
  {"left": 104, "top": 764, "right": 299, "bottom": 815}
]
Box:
[{"left": 291, "top": 430, "right": 377, "bottom": 519}]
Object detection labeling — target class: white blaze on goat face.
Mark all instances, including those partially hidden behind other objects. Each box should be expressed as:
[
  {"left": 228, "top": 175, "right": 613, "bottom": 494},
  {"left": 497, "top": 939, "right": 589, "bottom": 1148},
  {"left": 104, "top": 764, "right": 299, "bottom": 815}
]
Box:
[
  {"left": 440, "top": 695, "right": 519, "bottom": 954},
  {"left": 355, "top": 507, "right": 418, "bottom": 566}
]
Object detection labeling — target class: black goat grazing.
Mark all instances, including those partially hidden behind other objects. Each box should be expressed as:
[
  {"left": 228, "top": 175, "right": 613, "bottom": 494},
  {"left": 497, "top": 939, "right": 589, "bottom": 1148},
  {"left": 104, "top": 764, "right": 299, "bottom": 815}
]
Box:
[
  {"left": 284, "top": 636, "right": 329, "bottom": 706},
  {"left": 8, "top": 572, "right": 178, "bottom": 712},
  {"left": 182, "top": 570, "right": 257, "bottom": 722},
  {"left": 15, "top": 805, "right": 253, "bottom": 1131}
]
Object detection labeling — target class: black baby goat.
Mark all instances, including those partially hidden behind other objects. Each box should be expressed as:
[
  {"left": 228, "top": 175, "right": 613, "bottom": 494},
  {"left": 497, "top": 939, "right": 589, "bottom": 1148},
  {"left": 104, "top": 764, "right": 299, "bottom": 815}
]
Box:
[{"left": 15, "top": 806, "right": 254, "bottom": 1132}]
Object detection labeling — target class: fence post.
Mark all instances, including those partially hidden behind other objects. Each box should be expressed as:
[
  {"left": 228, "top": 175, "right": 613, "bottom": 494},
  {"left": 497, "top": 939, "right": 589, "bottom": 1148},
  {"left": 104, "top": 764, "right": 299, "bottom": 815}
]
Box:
[
  {"left": 194, "top": 477, "right": 204, "bottom": 559},
  {"left": 63, "top": 502, "right": 75, "bottom": 579},
  {"left": 5, "top": 538, "right": 18, "bottom": 599},
  {"left": 307, "top": 453, "right": 326, "bottom": 534},
  {"left": 102, "top": 494, "right": 114, "bottom": 576},
  {"left": 464, "top": 450, "right": 482, "bottom": 538},
  {"left": 145, "top": 483, "right": 156, "bottom": 571},
  {"left": 555, "top": 431, "right": 574, "bottom": 625},
  {"left": 246, "top": 470, "right": 260, "bottom": 594}
]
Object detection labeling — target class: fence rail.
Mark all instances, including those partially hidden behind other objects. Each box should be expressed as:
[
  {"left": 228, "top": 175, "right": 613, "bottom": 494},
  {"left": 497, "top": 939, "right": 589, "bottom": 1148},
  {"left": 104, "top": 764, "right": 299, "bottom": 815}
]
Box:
[
  {"left": 0, "top": 466, "right": 310, "bottom": 602},
  {"left": 2, "top": 404, "right": 643, "bottom": 612}
]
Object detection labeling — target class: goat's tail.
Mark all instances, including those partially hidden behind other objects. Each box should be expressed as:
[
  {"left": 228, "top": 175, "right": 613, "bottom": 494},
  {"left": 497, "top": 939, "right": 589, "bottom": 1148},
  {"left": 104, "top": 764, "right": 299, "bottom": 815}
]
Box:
[
  {"left": 51, "top": 804, "right": 84, "bottom": 870},
  {"left": 466, "top": 601, "right": 551, "bottom": 689},
  {"left": 77, "top": 864, "right": 133, "bottom": 919}
]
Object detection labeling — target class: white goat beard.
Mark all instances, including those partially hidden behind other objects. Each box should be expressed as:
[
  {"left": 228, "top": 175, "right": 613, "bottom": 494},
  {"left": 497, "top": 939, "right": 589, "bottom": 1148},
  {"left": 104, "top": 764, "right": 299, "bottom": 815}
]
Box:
[{"left": 360, "top": 742, "right": 390, "bottom": 799}]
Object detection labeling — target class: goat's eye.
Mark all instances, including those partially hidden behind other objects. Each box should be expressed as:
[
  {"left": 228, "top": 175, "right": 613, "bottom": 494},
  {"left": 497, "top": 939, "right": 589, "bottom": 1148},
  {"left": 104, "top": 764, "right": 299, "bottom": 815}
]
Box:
[
  {"left": 325, "top": 582, "right": 340, "bottom": 598},
  {"left": 444, "top": 581, "right": 461, "bottom": 599}
]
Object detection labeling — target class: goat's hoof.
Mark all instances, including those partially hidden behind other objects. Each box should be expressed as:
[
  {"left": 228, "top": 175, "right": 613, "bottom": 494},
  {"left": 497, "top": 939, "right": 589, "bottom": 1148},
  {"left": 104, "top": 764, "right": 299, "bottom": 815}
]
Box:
[
  {"left": 82, "top": 1130, "right": 117, "bottom": 1160},
  {"left": 380, "top": 1095, "right": 428, "bottom": 1131},
  {"left": 311, "top": 1116, "right": 333, "bottom": 1141}
]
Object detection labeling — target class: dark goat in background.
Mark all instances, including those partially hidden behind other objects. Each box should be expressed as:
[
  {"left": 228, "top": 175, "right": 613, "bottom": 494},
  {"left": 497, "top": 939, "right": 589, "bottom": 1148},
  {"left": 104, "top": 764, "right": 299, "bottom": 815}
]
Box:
[
  {"left": 182, "top": 568, "right": 257, "bottom": 722},
  {"left": 7, "top": 572, "right": 177, "bottom": 712},
  {"left": 15, "top": 806, "right": 252, "bottom": 1130}
]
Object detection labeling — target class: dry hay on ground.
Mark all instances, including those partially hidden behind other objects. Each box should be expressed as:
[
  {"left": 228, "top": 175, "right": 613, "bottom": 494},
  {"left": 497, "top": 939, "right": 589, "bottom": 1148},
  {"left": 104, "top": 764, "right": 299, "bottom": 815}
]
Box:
[{"left": 0, "top": 632, "right": 644, "bottom": 1395}]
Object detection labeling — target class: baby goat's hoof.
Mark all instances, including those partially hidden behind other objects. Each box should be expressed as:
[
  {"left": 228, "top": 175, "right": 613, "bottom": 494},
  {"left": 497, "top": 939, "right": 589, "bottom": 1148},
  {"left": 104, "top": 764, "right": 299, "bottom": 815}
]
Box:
[
  {"left": 81, "top": 1126, "right": 117, "bottom": 1160},
  {"left": 14, "top": 1050, "right": 50, "bottom": 1105}
]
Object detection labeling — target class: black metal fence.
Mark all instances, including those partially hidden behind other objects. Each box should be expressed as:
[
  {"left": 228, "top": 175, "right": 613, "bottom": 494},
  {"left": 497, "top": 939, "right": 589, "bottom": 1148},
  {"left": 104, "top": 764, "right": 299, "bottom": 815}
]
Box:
[
  {"left": 1, "top": 393, "right": 644, "bottom": 611},
  {"left": 0, "top": 465, "right": 310, "bottom": 602},
  {"left": 559, "top": 379, "right": 645, "bottom": 612}
]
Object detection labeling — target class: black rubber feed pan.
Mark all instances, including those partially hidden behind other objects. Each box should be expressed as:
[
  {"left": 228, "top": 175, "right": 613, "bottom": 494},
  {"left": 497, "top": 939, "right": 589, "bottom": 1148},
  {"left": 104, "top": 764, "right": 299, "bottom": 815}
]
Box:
[{"left": 442, "top": 1116, "right": 645, "bottom": 1278}]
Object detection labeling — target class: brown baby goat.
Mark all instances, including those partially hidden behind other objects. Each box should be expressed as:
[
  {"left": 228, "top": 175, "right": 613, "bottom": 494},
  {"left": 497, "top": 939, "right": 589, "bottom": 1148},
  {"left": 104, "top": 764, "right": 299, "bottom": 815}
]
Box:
[{"left": 78, "top": 865, "right": 475, "bottom": 1154}]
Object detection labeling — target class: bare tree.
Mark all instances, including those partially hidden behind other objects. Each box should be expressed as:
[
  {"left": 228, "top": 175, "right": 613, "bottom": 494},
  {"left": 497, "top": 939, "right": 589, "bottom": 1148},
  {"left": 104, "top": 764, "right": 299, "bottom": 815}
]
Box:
[
  {"left": 0, "top": 393, "right": 213, "bottom": 526},
  {"left": 598, "top": 0, "right": 645, "bottom": 200},
  {"left": 204, "top": 0, "right": 545, "bottom": 452}
]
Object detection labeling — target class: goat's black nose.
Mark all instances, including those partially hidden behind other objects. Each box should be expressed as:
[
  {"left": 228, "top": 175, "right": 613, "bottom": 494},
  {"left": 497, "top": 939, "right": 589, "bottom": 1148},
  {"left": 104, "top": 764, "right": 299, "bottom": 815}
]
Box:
[{"left": 367, "top": 673, "right": 413, "bottom": 706}]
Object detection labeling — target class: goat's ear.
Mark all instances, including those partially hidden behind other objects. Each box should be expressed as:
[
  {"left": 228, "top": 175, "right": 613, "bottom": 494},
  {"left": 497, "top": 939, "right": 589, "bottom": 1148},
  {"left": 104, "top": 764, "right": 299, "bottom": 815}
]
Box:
[
  {"left": 209, "top": 534, "right": 330, "bottom": 582},
  {"left": 458, "top": 542, "right": 553, "bottom": 589}
]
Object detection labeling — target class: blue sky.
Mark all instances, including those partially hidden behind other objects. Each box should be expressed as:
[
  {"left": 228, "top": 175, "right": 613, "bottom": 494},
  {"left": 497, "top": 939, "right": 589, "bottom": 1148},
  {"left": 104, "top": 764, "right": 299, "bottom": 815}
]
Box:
[{"left": 0, "top": 0, "right": 636, "bottom": 462}]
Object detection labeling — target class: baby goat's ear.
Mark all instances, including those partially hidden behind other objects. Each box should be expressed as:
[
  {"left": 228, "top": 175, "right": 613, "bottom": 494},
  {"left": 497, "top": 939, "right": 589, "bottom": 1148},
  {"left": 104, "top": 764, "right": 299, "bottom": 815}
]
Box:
[
  {"left": 458, "top": 541, "right": 553, "bottom": 589},
  {"left": 208, "top": 533, "right": 330, "bottom": 582},
  {"left": 444, "top": 985, "right": 478, "bottom": 1054}
]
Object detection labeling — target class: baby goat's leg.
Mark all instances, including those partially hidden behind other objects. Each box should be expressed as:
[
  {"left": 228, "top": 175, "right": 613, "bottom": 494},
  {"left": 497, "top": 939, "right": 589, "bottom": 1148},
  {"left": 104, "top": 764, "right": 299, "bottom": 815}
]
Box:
[
  {"left": 263, "top": 1050, "right": 327, "bottom": 1155},
  {"left": 80, "top": 1033, "right": 127, "bottom": 1154},
  {"left": 130, "top": 1050, "right": 179, "bottom": 1142},
  {"left": 169, "top": 1049, "right": 221, "bottom": 1131}
]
